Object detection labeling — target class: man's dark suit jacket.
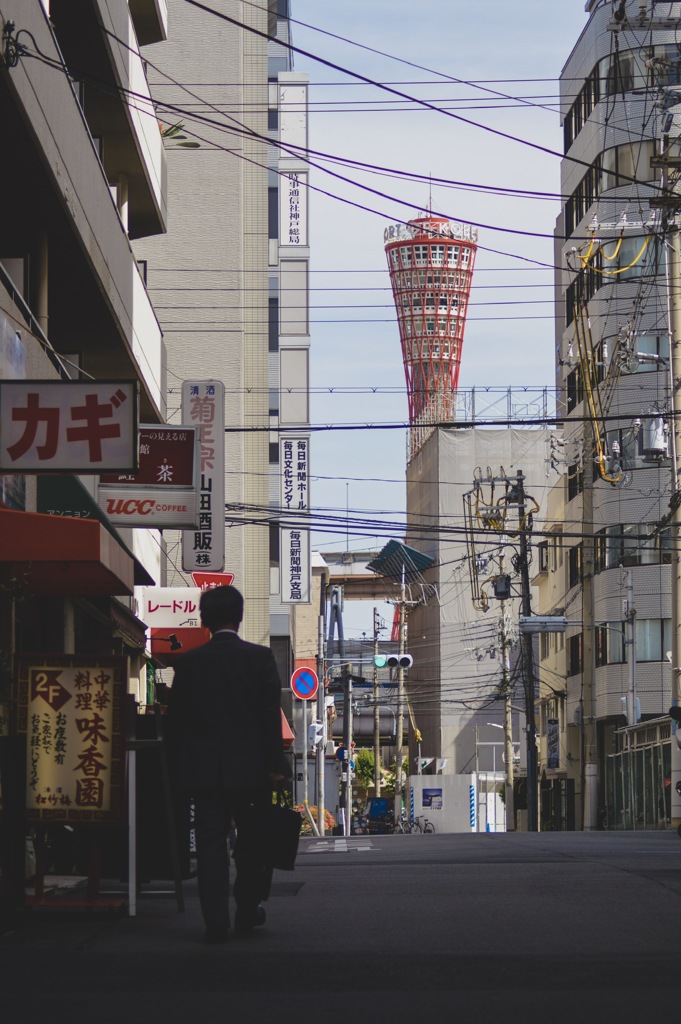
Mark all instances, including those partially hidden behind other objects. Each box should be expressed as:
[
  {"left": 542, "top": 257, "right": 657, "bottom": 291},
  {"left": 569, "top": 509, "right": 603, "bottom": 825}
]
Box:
[{"left": 166, "top": 631, "right": 284, "bottom": 792}]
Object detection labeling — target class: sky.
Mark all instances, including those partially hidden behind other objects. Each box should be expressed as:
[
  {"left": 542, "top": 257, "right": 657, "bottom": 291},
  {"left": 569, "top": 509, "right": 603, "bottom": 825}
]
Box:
[{"left": 289, "top": 1, "right": 590, "bottom": 635}]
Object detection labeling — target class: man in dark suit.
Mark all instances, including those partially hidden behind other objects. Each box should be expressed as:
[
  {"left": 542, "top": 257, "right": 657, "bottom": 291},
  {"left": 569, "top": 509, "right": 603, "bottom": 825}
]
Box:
[{"left": 166, "top": 585, "right": 285, "bottom": 943}]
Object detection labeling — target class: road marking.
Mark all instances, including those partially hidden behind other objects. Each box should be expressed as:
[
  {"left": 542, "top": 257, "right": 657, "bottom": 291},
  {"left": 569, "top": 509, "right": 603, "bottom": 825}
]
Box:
[{"left": 308, "top": 838, "right": 373, "bottom": 853}]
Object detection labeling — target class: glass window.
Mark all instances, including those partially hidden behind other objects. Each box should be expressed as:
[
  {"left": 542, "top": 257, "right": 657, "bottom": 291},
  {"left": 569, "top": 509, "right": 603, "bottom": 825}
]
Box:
[
  {"left": 602, "top": 147, "right": 618, "bottom": 190},
  {"left": 568, "top": 543, "right": 582, "bottom": 587},
  {"left": 461, "top": 249, "right": 471, "bottom": 266},
  {"left": 414, "top": 245, "right": 428, "bottom": 265},
  {"left": 431, "top": 245, "right": 445, "bottom": 265},
  {"left": 655, "top": 45, "right": 681, "bottom": 87},
  {"left": 568, "top": 633, "right": 583, "bottom": 676},
  {"left": 631, "top": 334, "right": 669, "bottom": 372},
  {"left": 636, "top": 619, "right": 664, "bottom": 662},
  {"left": 639, "top": 524, "right": 661, "bottom": 565},
  {"left": 400, "top": 248, "right": 412, "bottom": 268},
  {"left": 595, "top": 623, "right": 625, "bottom": 667},
  {"left": 390, "top": 249, "right": 399, "bottom": 268}
]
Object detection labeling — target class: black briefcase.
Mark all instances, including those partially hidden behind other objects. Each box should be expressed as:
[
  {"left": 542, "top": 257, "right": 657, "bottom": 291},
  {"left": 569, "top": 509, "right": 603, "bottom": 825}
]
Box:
[{"left": 265, "top": 802, "right": 303, "bottom": 871}]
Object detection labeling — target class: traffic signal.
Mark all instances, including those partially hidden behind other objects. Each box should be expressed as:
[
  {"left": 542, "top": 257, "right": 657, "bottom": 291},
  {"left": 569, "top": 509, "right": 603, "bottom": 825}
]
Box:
[
  {"left": 308, "top": 721, "right": 324, "bottom": 747},
  {"left": 387, "top": 653, "right": 413, "bottom": 670},
  {"left": 373, "top": 653, "right": 413, "bottom": 670}
]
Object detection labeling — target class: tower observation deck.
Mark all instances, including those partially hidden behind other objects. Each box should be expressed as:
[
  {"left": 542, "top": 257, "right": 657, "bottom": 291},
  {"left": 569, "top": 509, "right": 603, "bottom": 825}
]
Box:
[{"left": 384, "top": 215, "right": 478, "bottom": 457}]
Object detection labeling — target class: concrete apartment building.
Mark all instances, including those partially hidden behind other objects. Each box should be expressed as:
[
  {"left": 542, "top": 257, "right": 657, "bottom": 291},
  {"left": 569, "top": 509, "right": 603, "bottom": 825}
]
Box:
[
  {"left": 405, "top": 425, "right": 551, "bottom": 830},
  {"left": 133, "top": 0, "right": 311, "bottom": 671},
  {"left": 0, "top": 0, "right": 166, "bottom": 701},
  {"left": 537, "top": 0, "right": 678, "bottom": 830}
]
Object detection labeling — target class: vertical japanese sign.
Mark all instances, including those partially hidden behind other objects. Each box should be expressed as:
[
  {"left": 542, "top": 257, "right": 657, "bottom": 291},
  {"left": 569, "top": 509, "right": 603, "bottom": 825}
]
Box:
[
  {"left": 0, "top": 312, "right": 26, "bottom": 509},
  {"left": 547, "top": 718, "right": 560, "bottom": 770},
  {"left": 181, "top": 380, "right": 225, "bottom": 572},
  {"left": 280, "top": 172, "right": 308, "bottom": 247},
  {"left": 280, "top": 435, "right": 311, "bottom": 604},
  {"left": 0, "top": 380, "right": 138, "bottom": 472},
  {"left": 16, "top": 655, "right": 126, "bottom": 825}
]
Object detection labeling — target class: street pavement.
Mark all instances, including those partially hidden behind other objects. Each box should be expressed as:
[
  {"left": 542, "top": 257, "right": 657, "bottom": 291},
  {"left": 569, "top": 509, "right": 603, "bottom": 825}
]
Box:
[{"left": 3, "top": 830, "right": 681, "bottom": 1022}]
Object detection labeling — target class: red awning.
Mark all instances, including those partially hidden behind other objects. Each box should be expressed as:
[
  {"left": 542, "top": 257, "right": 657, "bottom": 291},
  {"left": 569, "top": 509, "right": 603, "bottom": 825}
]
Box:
[
  {"left": 281, "top": 709, "right": 295, "bottom": 749},
  {"left": 0, "top": 507, "right": 135, "bottom": 596}
]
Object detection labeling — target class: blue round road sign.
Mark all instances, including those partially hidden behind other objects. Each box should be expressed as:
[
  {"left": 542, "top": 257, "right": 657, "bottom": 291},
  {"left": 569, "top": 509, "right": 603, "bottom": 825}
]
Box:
[{"left": 290, "top": 667, "right": 319, "bottom": 701}]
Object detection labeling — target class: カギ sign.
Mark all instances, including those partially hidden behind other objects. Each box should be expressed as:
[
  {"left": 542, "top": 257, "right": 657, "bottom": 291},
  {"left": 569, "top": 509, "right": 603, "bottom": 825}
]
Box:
[
  {"left": 16, "top": 655, "right": 126, "bottom": 825},
  {"left": 0, "top": 380, "right": 138, "bottom": 473}
]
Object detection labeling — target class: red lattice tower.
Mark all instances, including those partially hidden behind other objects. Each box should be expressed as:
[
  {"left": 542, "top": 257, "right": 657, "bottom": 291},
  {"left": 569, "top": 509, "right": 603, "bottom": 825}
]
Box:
[{"left": 384, "top": 215, "right": 477, "bottom": 456}]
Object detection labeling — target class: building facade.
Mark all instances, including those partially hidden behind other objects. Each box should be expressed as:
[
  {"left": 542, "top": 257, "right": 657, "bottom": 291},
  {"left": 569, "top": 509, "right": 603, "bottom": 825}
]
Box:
[
  {"left": 0, "top": 0, "right": 167, "bottom": 706},
  {"left": 539, "top": 0, "right": 678, "bottom": 829},
  {"left": 132, "top": 0, "right": 311, "bottom": 671},
  {"left": 405, "top": 425, "right": 551, "bottom": 829}
]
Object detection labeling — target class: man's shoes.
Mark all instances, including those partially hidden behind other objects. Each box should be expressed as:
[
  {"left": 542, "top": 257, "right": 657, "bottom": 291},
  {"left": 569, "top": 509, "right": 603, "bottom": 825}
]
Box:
[
  {"left": 203, "top": 923, "right": 230, "bottom": 944},
  {"left": 234, "top": 904, "right": 266, "bottom": 936}
]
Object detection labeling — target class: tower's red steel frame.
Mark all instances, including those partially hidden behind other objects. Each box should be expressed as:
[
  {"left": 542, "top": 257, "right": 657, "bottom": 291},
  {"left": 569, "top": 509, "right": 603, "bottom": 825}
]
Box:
[{"left": 384, "top": 215, "right": 477, "bottom": 454}]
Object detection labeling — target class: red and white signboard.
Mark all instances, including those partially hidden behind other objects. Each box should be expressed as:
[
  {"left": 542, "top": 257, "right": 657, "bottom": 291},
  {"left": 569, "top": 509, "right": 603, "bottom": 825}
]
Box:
[
  {"left": 0, "top": 380, "right": 138, "bottom": 473},
  {"left": 182, "top": 381, "right": 225, "bottom": 572},
  {"left": 98, "top": 424, "right": 199, "bottom": 528},
  {"left": 141, "top": 587, "right": 202, "bottom": 628},
  {"left": 191, "top": 572, "right": 235, "bottom": 590},
  {"left": 150, "top": 626, "right": 210, "bottom": 664}
]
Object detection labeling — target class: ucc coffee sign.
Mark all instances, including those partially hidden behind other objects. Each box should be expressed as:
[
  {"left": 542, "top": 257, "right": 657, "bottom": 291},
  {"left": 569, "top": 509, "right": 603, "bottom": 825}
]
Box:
[{"left": 98, "top": 425, "right": 199, "bottom": 528}]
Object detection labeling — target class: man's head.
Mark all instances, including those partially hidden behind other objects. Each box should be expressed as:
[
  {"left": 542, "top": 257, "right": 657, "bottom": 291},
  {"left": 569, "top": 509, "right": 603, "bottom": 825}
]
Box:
[{"left": 199, "top": 585, "right": 244, "bottom": 634}]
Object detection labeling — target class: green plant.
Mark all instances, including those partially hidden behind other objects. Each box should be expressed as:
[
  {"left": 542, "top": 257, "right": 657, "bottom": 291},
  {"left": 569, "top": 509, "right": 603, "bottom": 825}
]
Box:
[
  {"left": 159, "top": 121, "right": 200, "bottom": 148},
  {"left": 295, "top": 805, "right": 335, "bottom": 835}
]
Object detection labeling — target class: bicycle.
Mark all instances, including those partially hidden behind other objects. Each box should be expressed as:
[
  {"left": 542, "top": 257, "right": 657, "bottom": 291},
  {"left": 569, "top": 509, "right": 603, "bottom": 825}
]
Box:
[
  {"left": 391, "top": 812, "right": 411, "bottom": 834},
  {"left": 413, "top": 815, "right": 435, "bottom": 833}
]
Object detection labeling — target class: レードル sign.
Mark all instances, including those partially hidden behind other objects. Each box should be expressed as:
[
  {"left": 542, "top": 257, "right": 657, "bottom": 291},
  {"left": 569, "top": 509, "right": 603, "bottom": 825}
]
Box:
[
  {"left": 98, "top": 424, "right": 199, "bottom": 528},
  {"left": 141, "top": 587, "right": 202, "bottom": 628},
  {"left": 0, "top": 380, "right": 138, "bottom": 473},
  {"left": 181, "top": 381, "right": 225, "bottom": 572},
  {"left": 16, "top": 655, "right": 126, "bottom": 825}
]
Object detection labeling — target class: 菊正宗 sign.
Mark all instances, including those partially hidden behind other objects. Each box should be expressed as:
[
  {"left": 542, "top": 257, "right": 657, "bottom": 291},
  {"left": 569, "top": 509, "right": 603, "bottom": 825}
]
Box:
[
  {"left": 181, "top": 381, "right": 225, "bottom": 572},
  {"left": 16, "top": 655, "right": 126, "bottom": 825}
]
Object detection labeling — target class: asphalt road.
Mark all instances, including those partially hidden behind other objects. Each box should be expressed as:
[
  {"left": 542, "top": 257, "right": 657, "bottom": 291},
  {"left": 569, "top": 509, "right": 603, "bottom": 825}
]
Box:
[{"left": 3, "top": 830, "right": 681, "bottom": 1022}]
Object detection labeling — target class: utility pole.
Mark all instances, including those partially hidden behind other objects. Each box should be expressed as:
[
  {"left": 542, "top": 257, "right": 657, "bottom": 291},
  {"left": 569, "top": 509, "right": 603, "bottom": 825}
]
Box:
[
  {"left": 316, "top": 574, "right": 327, "bottom": 835},
  {"left": 514, "top": 471, "right": 539, "bottom": 832},
  {"left": 372, "top": 606, "right": 381, "bottom": 796},
  {"left": 343, "top": 667, "right": 354, "bottom": 837},
  {"left": 670, "top": 222, "right": 681, "bottom": 827},
  {"left": 328, "top": 586, "right": 353, "bottom": 836},
  {"left": 499, "top": 603, "right": 515, "bottom": 830},
  {"left": 394, "top": 568, "right": 407, "bottom": 824},
  {"left": 581, "top": 425, "right": 597, "bottom": 831},
  {"left": 625, "top": 570, "right": 638, "bottom": 727}
]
